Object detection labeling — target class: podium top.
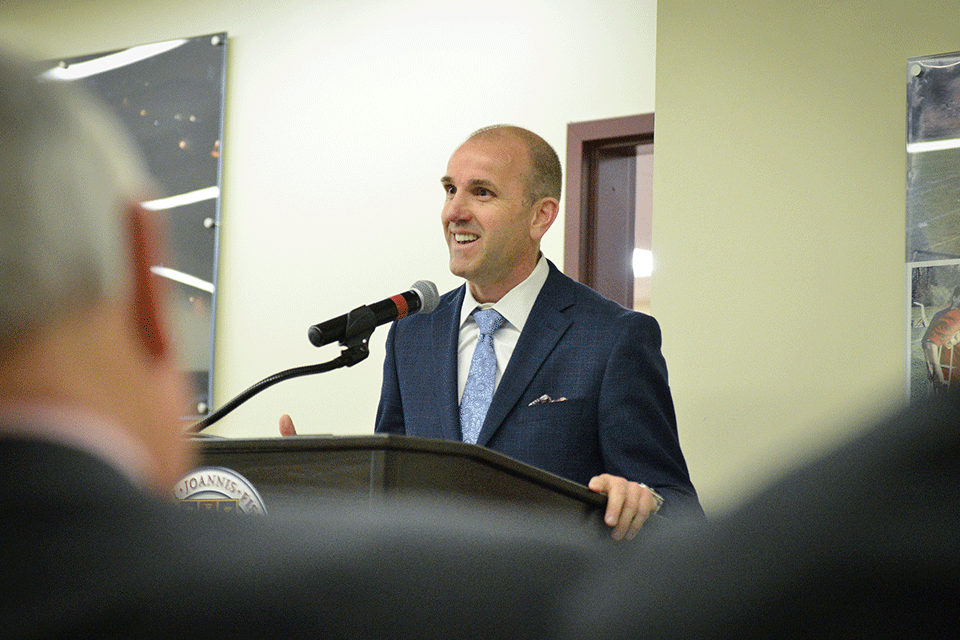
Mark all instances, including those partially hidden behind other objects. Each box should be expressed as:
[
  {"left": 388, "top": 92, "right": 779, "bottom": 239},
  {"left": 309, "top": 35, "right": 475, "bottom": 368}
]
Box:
[{"left": 193, "top": 433, "right": 606, "bottom": 510}]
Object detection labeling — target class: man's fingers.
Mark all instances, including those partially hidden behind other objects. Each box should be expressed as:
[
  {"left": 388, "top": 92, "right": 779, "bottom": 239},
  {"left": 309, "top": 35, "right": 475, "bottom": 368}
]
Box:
[
  {"left": 590, "top": 474, "right": 659, "bottom": 541},
  {"left": 589, "top": 474, "right": 624, "bottom": 527},
  {"left": 279, "top": 414, "right": 297, "bottom": 436},
  {"left": 612, "top": 481, "right": 642, "bottom": 540},
  {"left": 624, "top": 503, "right": 648, "bottom": 540}
]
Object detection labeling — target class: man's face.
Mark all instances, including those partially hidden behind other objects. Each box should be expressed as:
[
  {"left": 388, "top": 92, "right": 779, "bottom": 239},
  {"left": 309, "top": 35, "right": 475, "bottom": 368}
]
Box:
[{"left": 440, "top": 134, "right": 540, "bottom": 303}]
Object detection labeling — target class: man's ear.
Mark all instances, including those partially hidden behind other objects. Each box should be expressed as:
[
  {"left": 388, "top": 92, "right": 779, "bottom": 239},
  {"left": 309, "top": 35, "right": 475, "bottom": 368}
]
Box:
[
  {"left": 127, "top": 204, "right": 170, "bottom": 362},
  {"left": 529, "top": 197, "right": 560, "bottom": 242}
]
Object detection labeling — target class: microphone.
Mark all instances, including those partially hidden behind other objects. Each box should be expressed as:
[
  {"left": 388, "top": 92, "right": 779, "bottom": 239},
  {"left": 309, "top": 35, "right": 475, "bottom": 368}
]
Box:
[{"left": 308, "top": 280, "right": 440, "bottom": 347}]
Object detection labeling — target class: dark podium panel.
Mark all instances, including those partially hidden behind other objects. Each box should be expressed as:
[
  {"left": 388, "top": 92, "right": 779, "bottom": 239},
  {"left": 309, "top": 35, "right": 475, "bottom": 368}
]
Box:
[{"left": 193, "top": 434, "right": 607, "bottom": 532}]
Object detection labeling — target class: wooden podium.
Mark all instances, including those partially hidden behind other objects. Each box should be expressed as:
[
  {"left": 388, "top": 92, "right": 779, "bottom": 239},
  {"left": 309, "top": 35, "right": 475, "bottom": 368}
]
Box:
[{"left": 192, "top": 434, "right": 608, "bottom": 533}]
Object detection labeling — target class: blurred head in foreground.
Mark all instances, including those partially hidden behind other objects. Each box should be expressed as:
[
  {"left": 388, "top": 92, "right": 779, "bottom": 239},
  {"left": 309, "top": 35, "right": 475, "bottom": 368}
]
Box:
[{"left": 0, "top": 46, "right": 191, "bottom": 493}]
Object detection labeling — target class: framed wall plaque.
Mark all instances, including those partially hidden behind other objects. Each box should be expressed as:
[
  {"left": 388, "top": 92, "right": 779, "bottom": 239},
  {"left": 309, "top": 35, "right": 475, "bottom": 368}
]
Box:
[{"left": 39, "top": 33, "right": 228, "bottom": 417}]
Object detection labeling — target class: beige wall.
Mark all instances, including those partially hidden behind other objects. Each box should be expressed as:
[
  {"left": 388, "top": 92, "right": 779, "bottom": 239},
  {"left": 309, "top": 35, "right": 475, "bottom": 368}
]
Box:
[{"left": 657, "top": 2, "right": 960, "bottom": 512}]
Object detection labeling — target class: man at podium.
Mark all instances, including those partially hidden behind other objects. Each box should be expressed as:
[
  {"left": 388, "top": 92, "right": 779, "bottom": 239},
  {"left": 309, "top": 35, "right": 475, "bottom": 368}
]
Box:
[{"left": 374, "top": 125, "right": 703, "bottom": 540}]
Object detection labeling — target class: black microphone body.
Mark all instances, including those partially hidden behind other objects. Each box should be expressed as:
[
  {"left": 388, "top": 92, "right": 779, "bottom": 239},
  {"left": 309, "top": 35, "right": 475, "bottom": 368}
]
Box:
[{"left": 308, "top": 281, "right": 439, "bottom": 347}]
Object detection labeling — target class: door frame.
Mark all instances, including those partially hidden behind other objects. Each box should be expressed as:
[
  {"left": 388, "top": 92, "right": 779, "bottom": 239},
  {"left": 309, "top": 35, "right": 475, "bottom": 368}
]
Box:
[{"left": 564, "top": 113, "right": 654, "bottom": 305}]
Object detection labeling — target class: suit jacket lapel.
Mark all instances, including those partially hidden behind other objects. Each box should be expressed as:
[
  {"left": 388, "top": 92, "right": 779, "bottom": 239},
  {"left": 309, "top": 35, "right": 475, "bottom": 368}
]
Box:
[
  {"left": 476, "top": 263, "right": 574, "bottom": 447},
  {"left": 438, "top": 285, "right": 466, "bottom": 441}
]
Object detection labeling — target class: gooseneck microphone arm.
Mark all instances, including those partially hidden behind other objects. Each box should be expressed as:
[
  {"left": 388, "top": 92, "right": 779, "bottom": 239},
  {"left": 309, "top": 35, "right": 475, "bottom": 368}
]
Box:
[
  {"left": 187, "top": 282, "right": 438, "bottom": 434},
  {"left": 187, "top": 307, "right": 376, "bottom": 434}
]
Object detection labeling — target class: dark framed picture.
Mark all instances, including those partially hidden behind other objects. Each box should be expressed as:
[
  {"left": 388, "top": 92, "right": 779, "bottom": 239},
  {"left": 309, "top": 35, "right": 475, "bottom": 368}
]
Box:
[
  {"left": 906, "top": 52, "right": 960, "bottom": 399},
  {"left": 38, "top": 33, "right": 228, "bottom": 417}
]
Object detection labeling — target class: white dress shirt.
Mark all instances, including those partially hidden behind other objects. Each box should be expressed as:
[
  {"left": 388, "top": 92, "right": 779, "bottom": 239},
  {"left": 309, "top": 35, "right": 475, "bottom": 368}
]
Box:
[{"left": 457, "top": 255, "right": 550, "bottom": 402}]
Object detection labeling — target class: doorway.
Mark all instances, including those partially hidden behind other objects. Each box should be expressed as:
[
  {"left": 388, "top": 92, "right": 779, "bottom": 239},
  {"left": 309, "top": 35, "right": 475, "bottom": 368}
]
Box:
[{"left": 564, "top": 114, "right": 654, "bottom": 313}]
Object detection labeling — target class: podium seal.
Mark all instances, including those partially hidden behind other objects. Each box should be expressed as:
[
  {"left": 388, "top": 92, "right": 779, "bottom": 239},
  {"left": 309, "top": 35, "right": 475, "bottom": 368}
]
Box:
[{"left": 173, "top": 467, "right": 268, "bottom": 515}]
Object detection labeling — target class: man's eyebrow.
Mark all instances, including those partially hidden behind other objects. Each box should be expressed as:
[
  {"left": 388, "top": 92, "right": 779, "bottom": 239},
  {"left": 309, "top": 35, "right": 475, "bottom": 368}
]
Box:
[
  {"left": 470, "top": 179, "right": 496, "bottom": 190},
  {"left": 440, "top": 177, "right": 497, "bottom": 190}
]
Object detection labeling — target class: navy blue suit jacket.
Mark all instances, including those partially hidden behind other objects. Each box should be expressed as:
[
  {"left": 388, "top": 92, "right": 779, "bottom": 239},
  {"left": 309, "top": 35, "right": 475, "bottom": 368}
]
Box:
[{"left": 376, "top": 261, "right": 702, "bottom": 517}]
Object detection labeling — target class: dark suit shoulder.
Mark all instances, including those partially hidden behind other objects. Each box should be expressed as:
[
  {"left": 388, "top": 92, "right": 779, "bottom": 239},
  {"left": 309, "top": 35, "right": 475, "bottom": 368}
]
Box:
[
  {"left": 565, "top": 391, "right": 960, "bottom": 639},
  {"left": 540, "top": 261, "right": 660, "bottom": 333},
  {"left": 0, "top": 438, "right": 145, "bottom": 512}
]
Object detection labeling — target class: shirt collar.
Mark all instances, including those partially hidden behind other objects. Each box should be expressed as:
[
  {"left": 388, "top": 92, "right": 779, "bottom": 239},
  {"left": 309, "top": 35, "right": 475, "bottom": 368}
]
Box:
[{"left": 459, "top": 255, "right": 549, "bottom": 333}]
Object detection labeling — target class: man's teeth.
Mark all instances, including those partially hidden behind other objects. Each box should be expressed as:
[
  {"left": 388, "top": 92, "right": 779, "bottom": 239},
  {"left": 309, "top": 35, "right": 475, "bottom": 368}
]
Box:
[{"left": 454, "top": 233, "right": 478, "bottom": 243}]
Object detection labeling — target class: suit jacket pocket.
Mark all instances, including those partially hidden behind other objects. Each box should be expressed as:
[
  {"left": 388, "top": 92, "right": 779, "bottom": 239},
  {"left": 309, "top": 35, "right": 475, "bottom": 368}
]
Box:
[{"left": 517, "top": 398, "right": 588, "bottom": 428}]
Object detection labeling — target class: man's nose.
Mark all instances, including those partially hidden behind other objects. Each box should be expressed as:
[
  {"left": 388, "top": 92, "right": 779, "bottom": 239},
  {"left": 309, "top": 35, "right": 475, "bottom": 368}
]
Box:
[{"left": 443, "top": 193, "right": 471, "bottom": 223}]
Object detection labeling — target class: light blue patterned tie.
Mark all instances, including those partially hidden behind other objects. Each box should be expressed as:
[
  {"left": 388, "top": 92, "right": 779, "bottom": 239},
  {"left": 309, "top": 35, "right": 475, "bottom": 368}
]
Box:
[{"left": 460, "top": 307, "right": 506, "bottom": 445}]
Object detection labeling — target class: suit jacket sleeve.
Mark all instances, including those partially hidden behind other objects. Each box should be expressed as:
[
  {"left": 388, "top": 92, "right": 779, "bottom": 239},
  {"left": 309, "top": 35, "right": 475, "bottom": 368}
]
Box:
[
  {"left": 598, "top": 312, "right": 702, "bottom": 518},
  {"left": 375, "top": 322, "right": 406, "bottom": 435}
]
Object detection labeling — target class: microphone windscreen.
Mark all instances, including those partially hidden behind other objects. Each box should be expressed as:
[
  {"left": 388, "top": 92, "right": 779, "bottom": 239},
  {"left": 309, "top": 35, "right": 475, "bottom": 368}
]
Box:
[{"left": 411, "top": 280, "right": 440, "bottom": 314}]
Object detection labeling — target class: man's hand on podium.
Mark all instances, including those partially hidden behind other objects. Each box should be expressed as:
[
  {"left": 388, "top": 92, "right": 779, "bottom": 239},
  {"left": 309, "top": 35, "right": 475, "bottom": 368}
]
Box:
[
  {"left": 588, "top": 474, "right": 663, "bottom": 541},
  {"left": 279, "top": 414, "right": 297, "bottom": 436}
]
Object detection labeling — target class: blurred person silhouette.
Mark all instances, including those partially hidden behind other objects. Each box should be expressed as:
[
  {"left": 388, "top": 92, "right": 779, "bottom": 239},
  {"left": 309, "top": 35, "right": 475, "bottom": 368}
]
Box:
[{"left": 563, "top": 389, "right": 960, "bottom": 638}]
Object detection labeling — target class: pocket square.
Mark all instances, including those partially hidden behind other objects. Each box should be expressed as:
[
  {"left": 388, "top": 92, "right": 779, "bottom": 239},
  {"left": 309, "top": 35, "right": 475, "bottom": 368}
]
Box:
[{"left": 528, "top": 394, "right": 567, "bottom": 406}]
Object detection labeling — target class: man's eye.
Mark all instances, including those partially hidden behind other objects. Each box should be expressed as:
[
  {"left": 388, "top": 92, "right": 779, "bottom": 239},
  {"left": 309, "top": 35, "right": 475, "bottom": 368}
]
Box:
[
  {"left": 476, "top": 188, "right": 492, "bottom": 197},
  {"left": 443, "top": 184, "right": 456, "bottom": 196}
]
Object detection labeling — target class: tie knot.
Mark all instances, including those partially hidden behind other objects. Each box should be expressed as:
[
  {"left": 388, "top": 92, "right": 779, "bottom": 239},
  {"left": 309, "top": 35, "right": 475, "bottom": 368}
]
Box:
[{"left": 473, "top": 307, "right": 506, "bottom": 336}]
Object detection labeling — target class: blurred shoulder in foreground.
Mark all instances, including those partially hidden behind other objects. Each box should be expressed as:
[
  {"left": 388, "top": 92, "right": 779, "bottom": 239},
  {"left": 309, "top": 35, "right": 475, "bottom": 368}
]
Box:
[{"left": 564, "top": 389, "right": 960, "bottom": 639}]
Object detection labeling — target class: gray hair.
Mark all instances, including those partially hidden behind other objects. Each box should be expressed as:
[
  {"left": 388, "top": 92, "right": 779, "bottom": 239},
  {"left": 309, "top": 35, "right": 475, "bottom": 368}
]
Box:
[{"left": 0, "top": 48, "right": 152, "bottom": 348}]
